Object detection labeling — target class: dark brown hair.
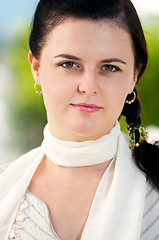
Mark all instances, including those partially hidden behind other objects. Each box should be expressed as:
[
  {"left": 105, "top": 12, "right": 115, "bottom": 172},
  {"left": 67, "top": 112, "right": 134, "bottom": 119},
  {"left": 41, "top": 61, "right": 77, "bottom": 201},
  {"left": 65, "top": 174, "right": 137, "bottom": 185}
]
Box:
[{"left": 29, "top": 0, "right": 159, "bottom": 191}]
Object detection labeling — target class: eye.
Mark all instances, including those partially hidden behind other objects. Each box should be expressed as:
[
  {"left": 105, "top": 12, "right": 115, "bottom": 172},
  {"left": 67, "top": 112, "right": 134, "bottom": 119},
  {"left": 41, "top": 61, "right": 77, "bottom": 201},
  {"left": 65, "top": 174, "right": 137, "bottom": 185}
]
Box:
[
  {"left": 102, "top": 65, "right": 120, "bottom": 72},
  {"left": 59, "top": 61, "right": 79, "bottom": 69}
]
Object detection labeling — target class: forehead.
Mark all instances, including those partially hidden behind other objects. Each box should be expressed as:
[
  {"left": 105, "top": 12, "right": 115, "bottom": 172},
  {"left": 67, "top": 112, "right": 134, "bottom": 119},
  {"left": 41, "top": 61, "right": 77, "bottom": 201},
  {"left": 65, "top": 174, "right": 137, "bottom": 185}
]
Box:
[{"left": 42, "top": 18, "right": 134, "bottom": 61}]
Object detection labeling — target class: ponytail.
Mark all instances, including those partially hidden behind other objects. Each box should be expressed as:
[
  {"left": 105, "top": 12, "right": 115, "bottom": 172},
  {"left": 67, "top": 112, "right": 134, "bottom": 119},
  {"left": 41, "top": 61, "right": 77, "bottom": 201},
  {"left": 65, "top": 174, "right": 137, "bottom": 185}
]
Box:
[{"left": 122, "top": 88, "right": 159, "bottom": 192}]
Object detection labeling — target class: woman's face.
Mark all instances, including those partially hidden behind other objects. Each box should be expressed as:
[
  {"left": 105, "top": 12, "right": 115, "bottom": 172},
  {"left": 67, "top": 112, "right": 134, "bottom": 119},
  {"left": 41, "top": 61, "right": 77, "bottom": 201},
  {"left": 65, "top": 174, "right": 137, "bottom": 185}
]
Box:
[{"left": 29, "top": 18, "right": 138, "bottom": 141}]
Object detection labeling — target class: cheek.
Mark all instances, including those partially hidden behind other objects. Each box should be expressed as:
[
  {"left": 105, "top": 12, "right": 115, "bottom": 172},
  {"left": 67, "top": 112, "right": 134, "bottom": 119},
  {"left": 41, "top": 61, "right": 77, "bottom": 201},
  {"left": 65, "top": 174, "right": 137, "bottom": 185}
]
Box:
[
  {"left": 102, "top": 77, "right": 130, "bottom": 98},
  {"left": 102, "top": 73, "right": 134, "bottom": 109},
  {"left": 40, "top": 74, "right": 75, "bottom": 112},
  {"left": 113, "top": 71, "right": 135, "bottom": 94}
]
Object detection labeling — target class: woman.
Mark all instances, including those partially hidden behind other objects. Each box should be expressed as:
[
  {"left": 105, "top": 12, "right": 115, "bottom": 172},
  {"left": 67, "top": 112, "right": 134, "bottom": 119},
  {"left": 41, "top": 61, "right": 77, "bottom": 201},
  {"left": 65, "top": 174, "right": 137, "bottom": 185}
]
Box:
[{"left": 0, "top": 0, "right": 159, "bottom": 239}]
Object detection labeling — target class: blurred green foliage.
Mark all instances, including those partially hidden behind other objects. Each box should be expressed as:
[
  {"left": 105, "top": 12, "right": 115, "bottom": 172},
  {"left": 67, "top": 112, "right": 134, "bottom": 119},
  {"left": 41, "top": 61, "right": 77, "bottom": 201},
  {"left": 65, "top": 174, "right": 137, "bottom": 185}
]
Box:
[
  {"left": 7, "top": 18, "right": 159, "bottom": 152},
  {"left": 7, "top": 30, "right": 47, "bottom": 151},
  {"left": 136, "top": 21, "right": 159, "bottom": 126}
]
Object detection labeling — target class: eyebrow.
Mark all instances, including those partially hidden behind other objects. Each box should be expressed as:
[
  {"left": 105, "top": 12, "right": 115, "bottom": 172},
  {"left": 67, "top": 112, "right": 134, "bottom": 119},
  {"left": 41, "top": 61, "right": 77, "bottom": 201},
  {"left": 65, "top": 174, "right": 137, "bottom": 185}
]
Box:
[{"left": 54, "top": 54, "right": 127, "bottom": 65}]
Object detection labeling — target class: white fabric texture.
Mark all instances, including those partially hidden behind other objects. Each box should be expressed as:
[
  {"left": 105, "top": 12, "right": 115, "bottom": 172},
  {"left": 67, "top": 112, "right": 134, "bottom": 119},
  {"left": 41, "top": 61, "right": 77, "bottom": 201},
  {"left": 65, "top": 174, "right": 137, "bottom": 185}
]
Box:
[
  {"left": 0, "top": 122, "right": 146, "bottom": 240},
  {"left": 41, "top": 122, "right": 120, "bottom": 167},
  {"left": 8, "top": 191, "right": 60, "bottom": 240},
  {"left": 140, "top": 183, "right": 159, "bottom": 240},
  {"left": 7, "top": 183, "right": 159, "bottom": 240}
]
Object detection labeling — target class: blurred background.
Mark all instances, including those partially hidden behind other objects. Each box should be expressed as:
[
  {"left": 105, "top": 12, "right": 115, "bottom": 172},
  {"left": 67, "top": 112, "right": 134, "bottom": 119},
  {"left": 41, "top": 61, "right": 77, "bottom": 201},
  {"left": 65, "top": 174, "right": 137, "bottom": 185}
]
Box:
[{"left": 0, "top": 0, "right": 159, "bottom": 164}]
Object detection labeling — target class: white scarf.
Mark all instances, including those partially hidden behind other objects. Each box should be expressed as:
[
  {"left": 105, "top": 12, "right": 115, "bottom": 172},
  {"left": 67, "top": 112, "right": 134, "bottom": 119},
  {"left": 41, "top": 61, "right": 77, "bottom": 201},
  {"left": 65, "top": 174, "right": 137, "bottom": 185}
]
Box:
[
  {"left": 0, "top": 122, "right": 146, "bottom": 240},
  {"left": 41, "top": 122, "right": 119, "bottom": 167}
]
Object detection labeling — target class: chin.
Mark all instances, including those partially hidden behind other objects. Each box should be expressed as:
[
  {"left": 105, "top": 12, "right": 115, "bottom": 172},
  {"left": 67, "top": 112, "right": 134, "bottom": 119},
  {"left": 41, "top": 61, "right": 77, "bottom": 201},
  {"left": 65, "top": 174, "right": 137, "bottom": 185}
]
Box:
[{"left": 69, "top": 124, "right": 107, "bottom": 141}]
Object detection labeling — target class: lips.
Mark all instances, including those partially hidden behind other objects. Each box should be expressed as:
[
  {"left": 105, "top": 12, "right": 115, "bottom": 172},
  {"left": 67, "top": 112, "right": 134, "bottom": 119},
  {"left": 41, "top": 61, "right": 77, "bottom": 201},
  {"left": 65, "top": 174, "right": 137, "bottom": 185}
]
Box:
[{"left": 71, "top": 103, "right": 102, "bottom": 113}]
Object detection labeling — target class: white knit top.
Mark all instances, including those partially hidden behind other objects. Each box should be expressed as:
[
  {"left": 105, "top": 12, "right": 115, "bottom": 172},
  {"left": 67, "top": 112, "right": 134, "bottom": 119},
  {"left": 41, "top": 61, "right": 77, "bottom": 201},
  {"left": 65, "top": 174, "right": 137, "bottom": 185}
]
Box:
[
  {"left": 0, "top": 164, "right": 157, "bottom": 240},
  {"left": 7, "top": 183, "right": 159, "bottom": 240},
  {"left": 8, "top": 191, "right": 60, "bottom": 240},
  {"left": 140, "top": 183, "right": 159, "bottom": 240}
]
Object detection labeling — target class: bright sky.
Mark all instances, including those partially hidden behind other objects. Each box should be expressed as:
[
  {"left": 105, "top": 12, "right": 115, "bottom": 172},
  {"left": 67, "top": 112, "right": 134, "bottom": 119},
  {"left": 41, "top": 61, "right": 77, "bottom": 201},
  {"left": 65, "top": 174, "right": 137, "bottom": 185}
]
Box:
[
  {"left": 0, "top": 0, "right": 159, "bottom": 41},
  {"left": 0, "top": 0, "right": 39, "bottom": 40},
  {"left": 132, "top": 0, "right": 159, "bottom": 14}
]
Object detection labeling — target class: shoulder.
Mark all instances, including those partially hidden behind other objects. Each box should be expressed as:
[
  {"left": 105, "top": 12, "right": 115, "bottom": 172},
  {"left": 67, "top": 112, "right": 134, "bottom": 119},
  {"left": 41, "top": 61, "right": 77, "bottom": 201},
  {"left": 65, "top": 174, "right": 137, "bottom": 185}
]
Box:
[
  {"left": 0, "top": 147, "right": 42, "bottom": 175},
  {"left": 144, "top": 181, "right": 159, "bottom": 210},
  {"left": 0, "top": 162, "right": 11, "bottom": 174},
  {"left": 141, "top": 181, "right": 159, "bottom": 239},
  {"left": 121, "top": 131, "right": 129, "bottom": 143}
]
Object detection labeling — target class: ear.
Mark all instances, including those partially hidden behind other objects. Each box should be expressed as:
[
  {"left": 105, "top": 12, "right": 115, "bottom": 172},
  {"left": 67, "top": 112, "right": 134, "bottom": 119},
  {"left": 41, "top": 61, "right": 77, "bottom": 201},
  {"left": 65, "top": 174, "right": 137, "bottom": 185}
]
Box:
[
  {"left": 128, "top": 66, "right": 141, "bottom": 94},
  {"left": 28, "top": 50, "right": 41, "bottom": 85}
]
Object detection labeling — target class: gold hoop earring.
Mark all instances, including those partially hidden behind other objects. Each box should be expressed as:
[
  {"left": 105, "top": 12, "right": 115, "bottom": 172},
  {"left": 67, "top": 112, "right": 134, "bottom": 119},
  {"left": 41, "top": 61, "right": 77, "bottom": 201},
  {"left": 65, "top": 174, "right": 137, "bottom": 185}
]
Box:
[
  {"left": 34, "top": 82, "right": 43, "bottom": 95},
  {"left": 125, "top": 91, "right": 136, "bottom": 104}
]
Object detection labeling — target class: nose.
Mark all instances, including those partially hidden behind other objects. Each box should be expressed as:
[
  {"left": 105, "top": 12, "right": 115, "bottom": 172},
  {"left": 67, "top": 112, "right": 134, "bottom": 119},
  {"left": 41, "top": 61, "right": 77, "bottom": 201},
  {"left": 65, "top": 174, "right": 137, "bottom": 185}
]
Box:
[{"left": 78, "top": 71, "right": 99, "bottom": 96}]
